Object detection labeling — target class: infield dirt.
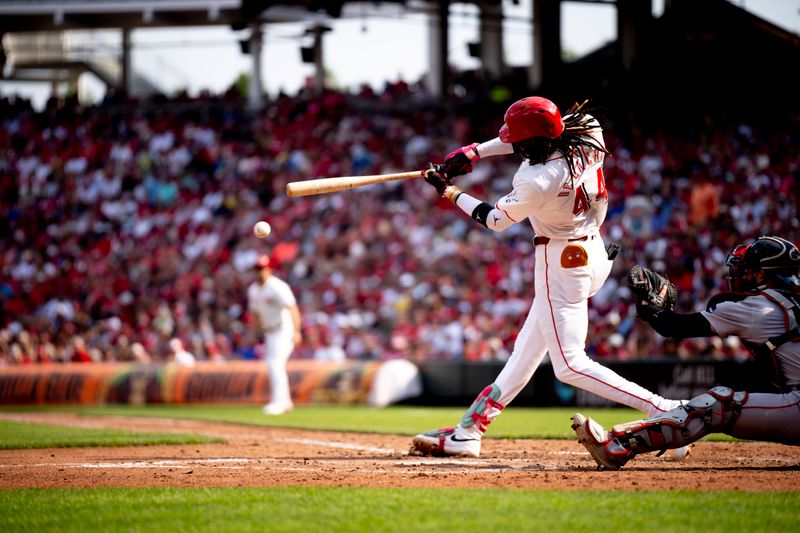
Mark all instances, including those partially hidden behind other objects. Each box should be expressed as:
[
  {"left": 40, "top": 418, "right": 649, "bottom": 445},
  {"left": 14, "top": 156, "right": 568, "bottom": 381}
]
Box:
[{"left": 1, "top": 413, "right": 798, "bottom": 492}]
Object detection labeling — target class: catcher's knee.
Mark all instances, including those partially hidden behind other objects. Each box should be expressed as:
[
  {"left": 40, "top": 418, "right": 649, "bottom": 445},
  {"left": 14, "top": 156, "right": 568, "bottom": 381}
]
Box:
[{"left": 686, "top": 386, "right": 747, "bottom": 432}]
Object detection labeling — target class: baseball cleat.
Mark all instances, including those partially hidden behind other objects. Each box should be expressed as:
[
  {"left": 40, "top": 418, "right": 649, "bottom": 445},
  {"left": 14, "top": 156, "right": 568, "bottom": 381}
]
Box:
[
  {"left": 409, "top": 427, "right": 481, "bottom": 458},
  {"left": 571, "top": 413, "right": 631, "bottom": 470},
  {"left": 262, "top": 402, "right": 294, "bottom": 416}
]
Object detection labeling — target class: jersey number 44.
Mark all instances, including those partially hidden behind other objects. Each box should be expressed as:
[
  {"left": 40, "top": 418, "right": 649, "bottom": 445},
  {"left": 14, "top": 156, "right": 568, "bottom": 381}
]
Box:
[{"left": 572, "top": 168, "right": 608, "bottom": 216}]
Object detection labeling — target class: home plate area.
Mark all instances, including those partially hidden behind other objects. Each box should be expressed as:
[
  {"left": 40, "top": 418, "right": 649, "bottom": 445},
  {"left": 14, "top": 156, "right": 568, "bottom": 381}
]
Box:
[{"left": 0, "top": 413, "right": 797, "bottom": 491}]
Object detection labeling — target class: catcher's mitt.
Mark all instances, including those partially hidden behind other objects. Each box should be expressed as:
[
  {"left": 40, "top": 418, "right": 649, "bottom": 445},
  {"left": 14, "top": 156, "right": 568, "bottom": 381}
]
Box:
[{"left": 627, "top": 265, "right": 678, "bottom": 311}]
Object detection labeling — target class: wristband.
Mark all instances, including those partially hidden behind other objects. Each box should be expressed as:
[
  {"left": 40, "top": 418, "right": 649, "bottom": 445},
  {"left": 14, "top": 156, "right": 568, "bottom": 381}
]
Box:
[
  {"left": 443, "top": 185, "right": 463, "bottom": 203},
  {"left": 464, "top": 143, "right": 480, "bottom": 161}
]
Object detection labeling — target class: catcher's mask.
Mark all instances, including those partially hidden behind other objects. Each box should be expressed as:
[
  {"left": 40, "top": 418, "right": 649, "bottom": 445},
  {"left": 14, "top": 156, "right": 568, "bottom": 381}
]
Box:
[
  {"left": 499, "top": 96, "right": 564, "bottom": 143},
  {"left": 725, "top": 235, "right": 800, "bottom": 292}
]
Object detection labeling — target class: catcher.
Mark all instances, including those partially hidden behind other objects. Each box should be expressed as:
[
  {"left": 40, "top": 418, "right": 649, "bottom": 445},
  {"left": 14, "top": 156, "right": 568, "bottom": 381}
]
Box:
[{"left": 572, "top": 235, "right": 800, "bottom": 470}]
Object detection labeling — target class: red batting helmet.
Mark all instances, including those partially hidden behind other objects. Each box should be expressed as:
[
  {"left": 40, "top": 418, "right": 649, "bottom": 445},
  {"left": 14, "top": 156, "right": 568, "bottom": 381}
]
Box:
[{"left": 498, "top": 97, "right": 564, "bottom": 143}]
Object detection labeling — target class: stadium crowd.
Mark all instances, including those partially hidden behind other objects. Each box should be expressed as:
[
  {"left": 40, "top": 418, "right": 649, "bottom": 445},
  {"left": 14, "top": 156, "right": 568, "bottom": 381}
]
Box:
[{"left": 1, "top": 83, "right": 798, "bottom": 366}]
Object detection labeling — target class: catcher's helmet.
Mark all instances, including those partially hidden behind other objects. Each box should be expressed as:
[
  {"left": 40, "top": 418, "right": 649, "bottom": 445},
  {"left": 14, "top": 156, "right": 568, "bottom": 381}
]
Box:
[
  {"left": 725, "top": 235, "right": 800, "bottom": 292},
  {"left": 498, "top": 96, "right": 564, "bottom": 143}
]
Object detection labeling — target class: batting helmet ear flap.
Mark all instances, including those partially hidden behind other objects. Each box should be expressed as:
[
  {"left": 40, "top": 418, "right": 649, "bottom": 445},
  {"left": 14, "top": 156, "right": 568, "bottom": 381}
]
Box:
[{"left": 499, "top": 97, "right": 564, "bottom": 143}]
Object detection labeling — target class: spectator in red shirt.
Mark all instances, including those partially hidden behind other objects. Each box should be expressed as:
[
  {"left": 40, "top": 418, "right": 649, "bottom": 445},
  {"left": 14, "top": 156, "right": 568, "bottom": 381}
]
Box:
[{"left": 70, "top": 336, "right": 93, "bottom": 363}]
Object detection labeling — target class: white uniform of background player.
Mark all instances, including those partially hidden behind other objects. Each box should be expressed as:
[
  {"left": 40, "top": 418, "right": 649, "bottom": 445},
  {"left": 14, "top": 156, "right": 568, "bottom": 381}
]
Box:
[
  {"left": 573, "top": 235, "right": 800, "bottom": 469},
  {"left": 248, "top": 254, "right": 302, "bottom": 415},
  {"left": 168, "top": 338, "right": 196, "bottom": 367},
  {"left": 412, "top": 97, "right": 682, "bottom": 458}
]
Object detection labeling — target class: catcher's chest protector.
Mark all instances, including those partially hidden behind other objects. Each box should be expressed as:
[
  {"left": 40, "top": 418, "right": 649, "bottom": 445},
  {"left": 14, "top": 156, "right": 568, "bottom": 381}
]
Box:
[{"left": 709, "top": 289, "right": 800, "bottom": 391}]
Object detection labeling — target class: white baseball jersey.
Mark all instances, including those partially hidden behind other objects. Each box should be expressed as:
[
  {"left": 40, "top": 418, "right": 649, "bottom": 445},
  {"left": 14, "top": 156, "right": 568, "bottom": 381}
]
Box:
[
  {"left": 247, "top": 276, "right": 297, "bottom": 332},
  {"left": 495, "top": 126, "right": 607, "bottom": 240}
]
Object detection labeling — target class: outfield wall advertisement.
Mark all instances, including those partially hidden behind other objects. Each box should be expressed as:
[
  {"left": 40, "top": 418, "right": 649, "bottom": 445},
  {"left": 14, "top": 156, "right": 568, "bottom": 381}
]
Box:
[
  {"left": 2, "top": 358, "right": 761, "bottom": 407},
  {"left": 0, "top": 360, "right": 422, "bottom": 407}
]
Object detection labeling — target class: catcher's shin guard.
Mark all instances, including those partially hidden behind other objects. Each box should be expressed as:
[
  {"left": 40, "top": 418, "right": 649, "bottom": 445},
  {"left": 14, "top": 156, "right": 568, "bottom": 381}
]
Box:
[
  {"left": 610, "top": 386, "right": 747, "bottom": 457},
  {"left": 460, "top": 383, "right": 505, "bottom": 433}
]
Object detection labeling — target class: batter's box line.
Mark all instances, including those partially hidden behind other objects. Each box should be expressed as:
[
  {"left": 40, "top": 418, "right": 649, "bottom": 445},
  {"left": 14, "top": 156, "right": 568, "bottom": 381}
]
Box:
[{"left": 276, "top": 437, "right": 397, "bottom": 454}]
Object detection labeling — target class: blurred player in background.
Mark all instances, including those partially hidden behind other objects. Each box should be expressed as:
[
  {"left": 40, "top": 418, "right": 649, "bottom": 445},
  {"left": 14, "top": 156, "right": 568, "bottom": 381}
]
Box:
[
  {"left": 247, "top": 255, "right": 302, "bottom": 415},
  {"left": 168, "top": 338, "right": 196, "bottom": 367},
  {"left": 411, "top": 96, "right": 684, "bottom": 458},
  {"left": 572, "top": 235, "right": 800, "bottom": 469}
]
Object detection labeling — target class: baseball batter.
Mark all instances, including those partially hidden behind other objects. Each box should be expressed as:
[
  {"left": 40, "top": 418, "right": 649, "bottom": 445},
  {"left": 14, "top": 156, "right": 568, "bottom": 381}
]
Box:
[
  {"left": 411, "top": 97, "right": 682, "bottom": 458},
  {"left": 247, "top": 254, "right": 302, "bottom": 415},
  {"left": 573, "top": 235, "right": 800, "bottom": 469}
]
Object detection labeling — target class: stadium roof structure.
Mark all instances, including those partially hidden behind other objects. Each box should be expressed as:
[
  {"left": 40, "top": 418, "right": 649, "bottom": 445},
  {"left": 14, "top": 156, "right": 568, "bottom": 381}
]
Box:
[
  {"left": 1, "top": 0, "right": 797, "bottom": 114},
  {"left": 0, "top": 0, "right": 344, "bottom": 106},
  {"left": 0, "top": 0, "right": 489, "bottom": 102},
  {"left": 557, "top": 0, "right": 800, "bottom": 117},
  {"left": 0, "top": 0, "right": 324, "bottom": 32}
]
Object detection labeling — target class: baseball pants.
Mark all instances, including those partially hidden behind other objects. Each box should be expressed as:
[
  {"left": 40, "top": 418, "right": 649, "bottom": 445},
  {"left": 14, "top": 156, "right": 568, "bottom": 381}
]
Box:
[
  {"left": 493, "top": 235, "right": 681, "bottom": 417},
  {"left": 264, "top": 327, "right": 295, "bottom": 406}
]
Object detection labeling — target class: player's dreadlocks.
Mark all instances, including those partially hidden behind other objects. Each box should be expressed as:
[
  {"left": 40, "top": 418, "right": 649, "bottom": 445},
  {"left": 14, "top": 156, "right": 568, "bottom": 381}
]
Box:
[{"left": 513, "top": 100, "right": 610, "bottom": 178}]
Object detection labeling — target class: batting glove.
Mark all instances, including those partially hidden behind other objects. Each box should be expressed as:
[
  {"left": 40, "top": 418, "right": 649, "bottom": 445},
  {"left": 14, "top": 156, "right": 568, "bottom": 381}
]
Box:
[
  {"left": 424, "top": 164, "right": 450, "bottom": 196},
  {"left": 442, "top": 143, "right": 480, "bottom": 178}
]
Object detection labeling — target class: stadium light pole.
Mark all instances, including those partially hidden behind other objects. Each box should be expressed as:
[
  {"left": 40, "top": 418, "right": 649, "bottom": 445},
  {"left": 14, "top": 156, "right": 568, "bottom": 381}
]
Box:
[
  {"left": 121, "top": 27, "right": 132, "bottom": 96},
  {"left": 427, "top": 0, "right": 449, "bottom": 97},
  {"left": 248, "top": 22, "right": 264, "bottom": 110},
  {"left": 478, "top": 0, "right": 503, "bottom": 80}
]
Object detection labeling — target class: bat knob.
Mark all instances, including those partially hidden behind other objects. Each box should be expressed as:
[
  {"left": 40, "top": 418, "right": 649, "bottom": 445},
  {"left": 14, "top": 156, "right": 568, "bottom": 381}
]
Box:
[{"left": 427, "top": 162, "right": 446, "bottom": 175}]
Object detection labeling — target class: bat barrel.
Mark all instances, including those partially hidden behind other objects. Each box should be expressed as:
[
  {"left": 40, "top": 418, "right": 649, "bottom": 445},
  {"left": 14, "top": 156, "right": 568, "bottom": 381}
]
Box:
[{"left": 286, "top": 170, "right": 424, "bottom": 197}]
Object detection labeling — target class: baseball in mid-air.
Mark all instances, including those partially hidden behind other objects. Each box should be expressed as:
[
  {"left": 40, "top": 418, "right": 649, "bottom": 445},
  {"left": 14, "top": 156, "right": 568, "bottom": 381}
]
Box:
[{"left": 253, "top": 221, "right": 271, "bottom": 239}]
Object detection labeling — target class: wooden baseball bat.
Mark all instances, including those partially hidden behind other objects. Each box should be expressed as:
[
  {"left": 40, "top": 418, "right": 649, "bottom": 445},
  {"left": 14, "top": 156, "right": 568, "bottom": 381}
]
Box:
[{"left": 286, "top": 170, "right": 426, "bottom": 197}]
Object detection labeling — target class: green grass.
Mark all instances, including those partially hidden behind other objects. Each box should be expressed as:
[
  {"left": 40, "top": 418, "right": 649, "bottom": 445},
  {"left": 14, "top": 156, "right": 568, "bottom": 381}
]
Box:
[
  {"left": 0, "top": 487, "right": 797, "bottom": 532},
  {"left": 0, "top": 404, "right": 735, "bottom": 441},
  {"left": 0, "top": 408, "right": 782, "bottom": 531},
  {"left": 0, "top": 420, "right": 221, "bottom": 449}
]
